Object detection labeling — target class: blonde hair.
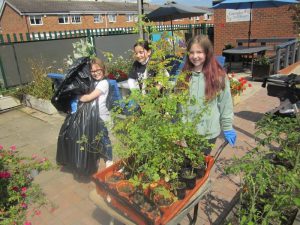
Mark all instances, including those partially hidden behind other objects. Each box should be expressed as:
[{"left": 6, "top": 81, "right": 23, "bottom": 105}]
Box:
[{"left": 90, "top": 57, "right": 107, "bottom": 77}]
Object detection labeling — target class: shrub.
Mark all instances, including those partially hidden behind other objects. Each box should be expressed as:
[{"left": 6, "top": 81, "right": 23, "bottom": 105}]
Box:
[
  {"left": 16, "top": 59, "right": 59, "bottom": 100},
  {"left": 0, "top": 145, "right": 54, "bottom": 224}
]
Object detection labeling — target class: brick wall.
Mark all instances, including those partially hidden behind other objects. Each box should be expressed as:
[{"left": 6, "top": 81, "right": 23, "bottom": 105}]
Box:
[
  {"left": 0, "top": 3, "right": 214, "bottom": 37},
  {"left": 0, "top": 4, "right": 29, "bottom": 35},
  {"left": 214, "top": 5, "right": 297, "bottom": 55}
]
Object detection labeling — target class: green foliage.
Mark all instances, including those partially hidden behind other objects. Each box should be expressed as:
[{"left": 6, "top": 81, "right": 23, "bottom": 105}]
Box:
[
  {"left": 111, "top": 26, "right": 209, "bottom": 187},
  {"left": 0, "top": 145, "right": 54, "bottom": 224},
  {"left": 253, "top": 55, "right": 271, "bottom": 65},
  {"left": 224, "top": 43, "right": 234, "bottom": 49},
  {"left": 102, "top": 51, "right": 133, "bottom": 75},
  {"left": 15, "top": 59, "right": 58, "bottom": 100},
  {"left": 66, "top": 39, "right": 96, "bottom": 66},
  {"left": 226, "top": 115, "right": 300, "bottom": 225}
]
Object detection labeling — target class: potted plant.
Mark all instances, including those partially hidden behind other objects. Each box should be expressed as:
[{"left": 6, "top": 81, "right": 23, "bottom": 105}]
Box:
[
  {"left": 252, "top": 55, "right": 272, "bottom": 81},
  {"left": 170, "top": 178, "right": 187, "bottom": 200},
  {"left": 103, "top": 51, "right": 133, "bottom": 82},
  {"left": 151, "top": 185, "right": 176, "bottom": 213},
  {"left": 15, "top": 59, "right": 59, "bottom": 114},
  {"left": 105, "top": 171, "right": 124, "bottom": 188},
  {"left": 116, "top": 180, "right": 135, "bottom": 199},
  {"left": 180, "top": 168, "right": 197, "bottom": 190},
  {"left": 228, "top": 73, "right": 252, "bottom": 105}
]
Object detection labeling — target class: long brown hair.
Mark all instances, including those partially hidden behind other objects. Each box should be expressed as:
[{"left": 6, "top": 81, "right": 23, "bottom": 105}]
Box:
[{"left": 181, "top": 35, "right": 226, "bottom": 101}]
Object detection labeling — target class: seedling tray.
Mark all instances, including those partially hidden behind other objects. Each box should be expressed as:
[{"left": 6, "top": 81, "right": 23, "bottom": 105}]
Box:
[{"left": 92, "top": 156, "right": 215, "bottom": 225}]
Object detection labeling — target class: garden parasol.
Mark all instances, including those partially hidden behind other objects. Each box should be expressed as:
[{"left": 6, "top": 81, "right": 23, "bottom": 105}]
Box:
[
  {"left": 213, "top": 0, "right": 299, "bottom": 47},
  {"left": 146, "top": 1, "right": 207, "bottom": 50}
]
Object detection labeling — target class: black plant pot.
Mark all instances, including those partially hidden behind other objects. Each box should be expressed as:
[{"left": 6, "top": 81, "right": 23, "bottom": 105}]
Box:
[
  {"left": 175, "top": 182, "right": 187, "bottom": 200},
  {"left": 180, "top": 168, "right": 197, "bottom": 190},
  {"left": 252, "top": 64, "right": 271, "bottom": 81},
  {"left": 193, "top": 165, "right": 206, "bottom": 179}
]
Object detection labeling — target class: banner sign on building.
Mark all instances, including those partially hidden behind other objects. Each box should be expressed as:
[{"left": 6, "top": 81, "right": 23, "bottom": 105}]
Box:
[{"left": 226, "top": 9, "right": 251, "bottom": 22}]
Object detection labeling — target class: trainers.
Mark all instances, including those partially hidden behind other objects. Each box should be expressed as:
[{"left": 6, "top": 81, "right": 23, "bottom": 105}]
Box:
[{"left": 105, "top": 160, "right": 114, "bottom": 168}]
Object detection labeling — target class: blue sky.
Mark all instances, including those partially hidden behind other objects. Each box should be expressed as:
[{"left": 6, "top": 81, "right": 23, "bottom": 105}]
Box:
[{"left": 150, "top": 0, "right": 213, "bottom": 7}]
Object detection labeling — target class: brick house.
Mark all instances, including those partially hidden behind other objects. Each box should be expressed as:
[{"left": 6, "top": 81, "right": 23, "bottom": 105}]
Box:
[
  {"left": 0, "top": 0, "right": 214, "bottom": 38},
  {"left": 213, "top": 4, "right": 298, "bottom": 55}
]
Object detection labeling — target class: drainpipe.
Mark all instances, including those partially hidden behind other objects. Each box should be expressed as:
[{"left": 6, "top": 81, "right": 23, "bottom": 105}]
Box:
[{"left": 137, "top": 0, "right": 143, "bottom": 39}]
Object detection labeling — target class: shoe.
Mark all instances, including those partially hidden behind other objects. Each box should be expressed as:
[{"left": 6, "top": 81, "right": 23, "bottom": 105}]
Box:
[{"left": 105, "top": 160, "right": 114, "bottom": 168}]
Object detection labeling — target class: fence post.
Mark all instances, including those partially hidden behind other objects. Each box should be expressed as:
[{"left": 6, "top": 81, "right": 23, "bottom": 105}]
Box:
[
  {"left": 291, "top": 42, "right": 296, "bottom": 64},
  {"left": 0, "top": 34, "right": 4, "bottom": 44},
  {"left": 26, "top": 33, "right": 31, "bottom": 41},
  {"left": 201, "top": 23, "right": 207, "bottom": 35},
  {"left": 6, "top": 34, "right": 11, "bottom": 43},
  {"left": 284, "top": 45, "right": 290, "bottom": 68},
  {"left": 11, "top": 44, "right": 23, "bottom": 85},
  {"left": 0, "top": 56, "right": 8, "bottom": 88},
  {"left": 13, "top": 33, "right": 18, "bottom": 42},
  {"left": 274, "top": 47, "right": 281, "bottom": 73},
  {"left": 19, "top": 33, "right": 24, "bottom": 42}
]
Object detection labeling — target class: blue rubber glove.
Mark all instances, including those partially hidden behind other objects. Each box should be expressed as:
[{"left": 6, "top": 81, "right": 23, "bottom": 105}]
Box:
[
  {"left": 224, "top": 129, "right": 237, "bottom": 147},
  {"left": 70, "top": 97, "right": 78, "bottom": 114}
]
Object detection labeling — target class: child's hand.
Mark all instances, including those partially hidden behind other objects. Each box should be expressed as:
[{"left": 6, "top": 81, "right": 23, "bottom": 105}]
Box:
[{"left": 223, "top": 129, "right": 237, "bottom": 147}]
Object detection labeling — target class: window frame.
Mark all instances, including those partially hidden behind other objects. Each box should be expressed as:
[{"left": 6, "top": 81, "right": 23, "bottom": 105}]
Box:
[
  {"left": 58, "top": 15, "right": 70, "bottom": 24},
  {"left": 108, "top": 14, "right": 117, "bottom": 23},
  {"left": 70, "top": 14, "right": 82, "bottom": 24},
  {"left": 94, "top": 14, "right": 103, "bottom": 23},
  {"left": 126, "top": 14, "right": 134, "bottom": 22},
  {"left": 29, "top": 15, "right": 43, "bottom": 26}
]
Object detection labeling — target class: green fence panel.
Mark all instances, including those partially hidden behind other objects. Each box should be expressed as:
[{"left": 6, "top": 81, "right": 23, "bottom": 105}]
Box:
[
  {"left": 19, "top": 33, "right": 24, "bottom": 42},
  {"left": 26, "top": 33, "right": 31, "bottom": 41},
  {"left": 6, "top": 34, "right": 11, "bottom": 43},
  {"left": 13, "top": 33, "right": 17, "bottom": 42}
]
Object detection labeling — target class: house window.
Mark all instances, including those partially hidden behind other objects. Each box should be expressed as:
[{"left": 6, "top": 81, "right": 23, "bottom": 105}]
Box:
[
  {"left": 71, "top": 15, "right": 81, "bottom": 24},
  {"left": 134, "top": 15, "right": 138, "bottom": 22},
  {"left": 108, "top": 14, "right": 116, "bottom": 22},
  {"left": 195, "top": 16, "right": 200, "bottom": 21},
  {"left": 126, "top": 14, "right": 134, "bottom": 22},
  {"left": 29, "top": 16, "right": 43, "bottom": 25},
  {"left": 58, "top": 15, "right": 69, "bottom": 24},
  {"left": 204, "top": 14, "right": 211, "bottom": 20},
  {"left": 94, "top": 14, "right": 103, "bottom": 23}
]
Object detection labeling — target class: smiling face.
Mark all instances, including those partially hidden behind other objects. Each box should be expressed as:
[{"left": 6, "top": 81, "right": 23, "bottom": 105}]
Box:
[
  {"left": 134, "top": 45, "right": 151, "bottom": 64},
  {"left": 188, "top": 43, "right": 206, "bottom": 72},
  {"left": 90, "top": 63, "right": 104, "bottom": 81}
]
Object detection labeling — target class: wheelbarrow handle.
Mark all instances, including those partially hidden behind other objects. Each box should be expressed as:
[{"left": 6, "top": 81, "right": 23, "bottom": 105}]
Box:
[{"left": 213, "top": 140, "right": 229, "bottom": 162}]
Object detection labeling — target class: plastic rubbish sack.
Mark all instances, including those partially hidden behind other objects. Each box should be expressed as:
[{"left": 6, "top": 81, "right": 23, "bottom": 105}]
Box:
[
  {"left": 56, "top": 99, "right": 108, "bottom": 176},
  {"left": 51, "top": 57, "right": 93, "bottom": 113}
]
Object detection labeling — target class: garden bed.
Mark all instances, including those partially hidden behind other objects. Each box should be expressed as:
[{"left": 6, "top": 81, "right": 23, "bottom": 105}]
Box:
[{"left": 23, "top": 94, "right": 58, "bottom": 115}]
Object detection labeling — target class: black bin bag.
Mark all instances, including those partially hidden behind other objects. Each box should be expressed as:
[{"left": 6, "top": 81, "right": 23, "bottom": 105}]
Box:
[
  {"left": 54, "top": 57, "right": 108, "bottom": 175},
  {"left": 51, "top": 57, "right": 93, "bottom": 113},
  {"left": 56, "top": 100, "right": 108, "bottom": 176}
]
